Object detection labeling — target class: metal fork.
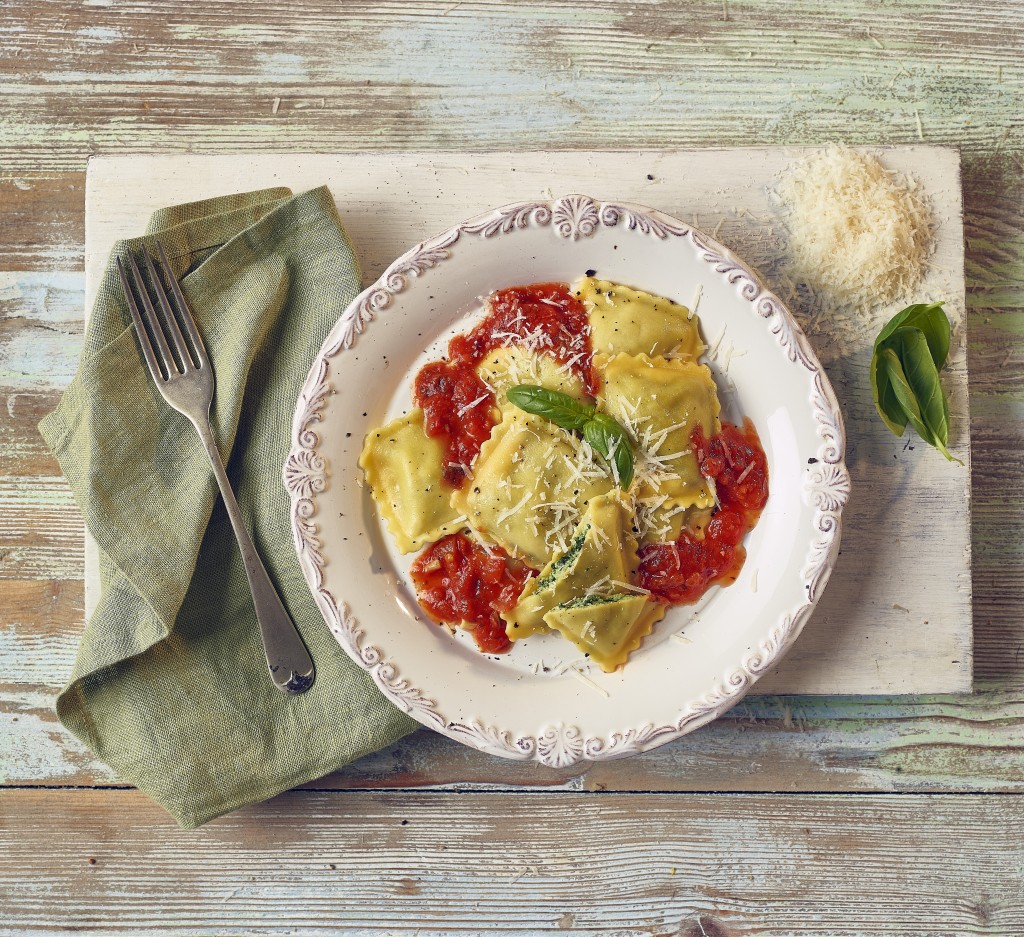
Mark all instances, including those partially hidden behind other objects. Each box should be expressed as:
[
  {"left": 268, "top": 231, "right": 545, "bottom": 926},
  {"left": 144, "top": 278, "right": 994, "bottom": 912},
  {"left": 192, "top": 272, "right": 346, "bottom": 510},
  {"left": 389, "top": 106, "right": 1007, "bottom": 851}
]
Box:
[{"left": 117, "top": 243, "right": 315, "bottom": 695}]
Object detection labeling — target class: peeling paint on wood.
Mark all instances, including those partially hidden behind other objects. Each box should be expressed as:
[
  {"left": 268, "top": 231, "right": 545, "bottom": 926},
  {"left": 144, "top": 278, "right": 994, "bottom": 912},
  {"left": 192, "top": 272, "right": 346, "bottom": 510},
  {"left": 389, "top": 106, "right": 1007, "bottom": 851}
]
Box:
[
  {"left": 0, "top": 790, "right": 1022, "bottom": 935},
  {"left": 0, "top": 3, "right": 1022, "bottom": 171},
  {"left": 1, "top": 1, "right": 1023, "bottom": 926}
]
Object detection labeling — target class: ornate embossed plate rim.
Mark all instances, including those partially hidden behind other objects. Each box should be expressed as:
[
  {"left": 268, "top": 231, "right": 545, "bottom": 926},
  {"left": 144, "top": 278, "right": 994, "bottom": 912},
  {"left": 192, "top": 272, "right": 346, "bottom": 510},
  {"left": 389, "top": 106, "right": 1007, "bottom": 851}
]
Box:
[{"left": 285, "top": 194, "right": 851, "bottom": 768}]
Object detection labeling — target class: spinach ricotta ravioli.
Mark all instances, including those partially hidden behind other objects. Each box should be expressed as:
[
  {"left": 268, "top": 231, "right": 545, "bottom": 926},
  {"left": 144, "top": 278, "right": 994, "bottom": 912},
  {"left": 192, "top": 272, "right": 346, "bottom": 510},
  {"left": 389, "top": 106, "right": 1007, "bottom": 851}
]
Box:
[{"left": 360, "top": 276, "right": 725, "bottom": 671}]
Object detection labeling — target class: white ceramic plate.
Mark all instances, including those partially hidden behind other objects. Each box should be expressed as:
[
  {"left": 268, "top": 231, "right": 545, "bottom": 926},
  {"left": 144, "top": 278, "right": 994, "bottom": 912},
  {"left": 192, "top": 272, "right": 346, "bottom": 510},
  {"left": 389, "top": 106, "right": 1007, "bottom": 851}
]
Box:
[{"left": 285, "top": 195, "right": 850, "bottom": 767}]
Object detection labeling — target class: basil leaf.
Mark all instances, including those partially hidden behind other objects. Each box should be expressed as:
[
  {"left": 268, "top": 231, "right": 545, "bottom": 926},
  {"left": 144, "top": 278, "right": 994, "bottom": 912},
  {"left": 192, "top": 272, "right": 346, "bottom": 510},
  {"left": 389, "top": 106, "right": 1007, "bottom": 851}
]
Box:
[
  {"left": 900, "top": 304, "right": 950, "bottom": 369},
  {"left": 891, "top": 328, "right": 961, "bottom": 464},
  {"left": 506, "top": 383, "right": 635, "bottom": 487},
  {"left": 506, "top": 385, "right": 595, "bottom": 431},
  {"left": 611, "top": 437, "right": 635, "bottom": 489},
  {"left": 892, "top": 328, "right": 947, "bottom": 443},
  {"left": 583, "top": 413, "right": 634, "bottom": 489},
  {"left": 870, "top": 302, "right": 961, "bottom": 464},
  {"left": 874, "top": 302, "right": 949, "bottom": 366},
  {"left": 941, "top": 373, "right": 951, "bottom": 435},
  {"left": 870, "top": 346, "right": 908, "bottom": 436},
  {"left": 881, "top": 347, "right": 931, "bottom": 443},
  {"left": 582, "top": 414, "right": 618, "bottom": 458}
]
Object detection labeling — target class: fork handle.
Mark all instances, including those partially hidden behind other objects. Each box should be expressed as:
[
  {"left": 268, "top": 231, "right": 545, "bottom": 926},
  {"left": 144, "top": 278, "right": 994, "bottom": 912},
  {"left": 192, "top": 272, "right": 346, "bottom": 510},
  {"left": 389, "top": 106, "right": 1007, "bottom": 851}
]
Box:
[{"left": 194, "top": 421, "right": 315, "bottom": 695}]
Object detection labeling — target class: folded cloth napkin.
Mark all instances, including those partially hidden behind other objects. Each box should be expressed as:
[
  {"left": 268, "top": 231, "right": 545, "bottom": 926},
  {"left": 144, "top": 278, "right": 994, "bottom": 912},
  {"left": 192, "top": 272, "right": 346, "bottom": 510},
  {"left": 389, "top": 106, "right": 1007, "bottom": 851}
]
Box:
[{"left": 39, "top": 186, "right": 417, "bottom": 827}]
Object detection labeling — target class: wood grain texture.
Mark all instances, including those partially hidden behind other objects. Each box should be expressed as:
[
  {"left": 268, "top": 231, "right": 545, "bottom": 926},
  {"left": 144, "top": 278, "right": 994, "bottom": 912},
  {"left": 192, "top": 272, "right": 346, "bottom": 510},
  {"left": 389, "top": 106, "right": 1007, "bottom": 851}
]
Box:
[
  {"left": 0, "top": 3, "right": 1022, "bottom": 933},
  {"left": 82, "top": 147, "right": 971, "bottom": 697},
  {"left": 1, "top": 9, "right": 1024, "bottom": 927},
  {"left": 0, "top": 175, "right": 83, "bottom": 271},
  {"left": 0, "top": 1, "right": 1022, "bottom": 165},
  {"left": 0, "top": 0, "right": 1021, "bottom": 788},
  {"left": 6, "top": 683, "right": 1024, "bottom": 792},
  {"left": 1, "top": 789, "right": 1022, "bottom": 936}
]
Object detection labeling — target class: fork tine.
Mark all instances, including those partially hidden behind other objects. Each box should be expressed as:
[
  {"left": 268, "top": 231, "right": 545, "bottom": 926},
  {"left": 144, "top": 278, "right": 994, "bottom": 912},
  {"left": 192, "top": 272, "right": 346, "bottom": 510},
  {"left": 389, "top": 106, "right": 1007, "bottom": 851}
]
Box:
[
  {"left": 117, "top": 256, "right": 165, "bottom": 383},
  {"left": 125, "top": 252, "right": 177, "bottom": 378},
  {"left": 143, "top": 248, "right": 193, "bottom": 372},
  {"left": 156, "top": 241, "right": 209, "bottom": 370}
]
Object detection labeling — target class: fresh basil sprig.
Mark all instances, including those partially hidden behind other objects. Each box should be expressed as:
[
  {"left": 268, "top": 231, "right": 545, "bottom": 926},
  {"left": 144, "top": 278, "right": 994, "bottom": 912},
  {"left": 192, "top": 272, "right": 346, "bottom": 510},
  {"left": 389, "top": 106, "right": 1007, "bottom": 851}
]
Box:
[
  {"left": 505, "top": 385, "right": 634, "bottom": 488},
  {"left": 505, "top": 385, "right": 595, "bottom": 431},
  {"left": 583, "top": 413, "right": 635, "bottom": 489},
  {"left": 870, "top": 302, "right": 962, "bottom": 464}
]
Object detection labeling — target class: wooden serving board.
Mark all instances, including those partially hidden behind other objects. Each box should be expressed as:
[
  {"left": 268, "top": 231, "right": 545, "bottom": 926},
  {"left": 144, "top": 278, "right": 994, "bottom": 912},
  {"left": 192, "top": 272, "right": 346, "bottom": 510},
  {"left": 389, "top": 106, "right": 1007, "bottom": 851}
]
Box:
[{"left": 84, "top": 147, "right": 971, "bottom": 695}]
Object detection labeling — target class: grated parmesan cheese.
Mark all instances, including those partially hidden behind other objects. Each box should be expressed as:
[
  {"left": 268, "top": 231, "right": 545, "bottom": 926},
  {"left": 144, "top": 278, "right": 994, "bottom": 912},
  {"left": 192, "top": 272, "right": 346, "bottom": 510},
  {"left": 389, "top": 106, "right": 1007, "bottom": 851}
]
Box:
[
  {"left": 706, "top": 324, "right": 727, "bottom": 360},
  {"left": 607, "top": 578, "right": 651, "bottom": 596},
  {"left": 585, "top": 574, "right": 612, "bottom": 597},
  {"left": 568, "top": 666, "right": 610, "bottom": 698},
  {"left": 496, "top": 492, "right": 532, "bottom": 525},
  {"left": 775, "top": 145, "right": 933, "bottom": 309},
  {"left": 456, "top": 393, "right": 490, "bottom": 417}
]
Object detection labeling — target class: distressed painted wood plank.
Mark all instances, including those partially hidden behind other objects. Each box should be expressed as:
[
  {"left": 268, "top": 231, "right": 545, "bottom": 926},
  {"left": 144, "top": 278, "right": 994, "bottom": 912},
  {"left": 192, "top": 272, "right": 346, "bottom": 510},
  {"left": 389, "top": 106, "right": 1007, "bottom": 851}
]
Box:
[
  {"left": 8, "top": 676, "right": 1024, "bottom": 793},
  {"left": 0, "top": 271, "right": 85, "bottom": 373},
  {"left": 0, "top": 789, "right": 1021, "bottom": 936},
  {"left": 2, "top": 392, "right": 63, "bottom": 479},
  {"left": 3, "top": 580, "right": 84, "bottom": 670},
  {"left": 960, "top": 155, "right": 1024, "bottom": 688},
  {"left": 0, "top": 480, "right": 83, "bottom": 581},
  {"left": 0, "top": 1, "right": 1022, "bottom": 173},
  {"left": 0, "top": 269, "right": 90, "bottom": 588},
  {"left": 81, "top": 147, "right": 972, "bottom": 696},
  {"left": 0, "top": 580, "right": 105, "bottom": 785},
  {"left": 0, "top": 175, "right": 83, "bottom": 271}
]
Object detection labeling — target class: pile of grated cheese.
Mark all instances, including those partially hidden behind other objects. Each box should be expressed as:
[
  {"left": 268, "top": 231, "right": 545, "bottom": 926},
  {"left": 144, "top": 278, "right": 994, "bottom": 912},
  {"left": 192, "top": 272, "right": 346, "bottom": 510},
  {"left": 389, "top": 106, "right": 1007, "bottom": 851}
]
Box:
[{"left": 776, "top": 145, "right": 933, "bottom": 308}]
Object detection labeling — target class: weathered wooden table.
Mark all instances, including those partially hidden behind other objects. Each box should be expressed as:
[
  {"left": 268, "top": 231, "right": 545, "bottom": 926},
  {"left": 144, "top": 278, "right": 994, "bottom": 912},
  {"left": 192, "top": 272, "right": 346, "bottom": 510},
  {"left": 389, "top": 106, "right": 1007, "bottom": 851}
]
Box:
[{"left": 2, "top": 3, "right": 1022, "bottom": 934}]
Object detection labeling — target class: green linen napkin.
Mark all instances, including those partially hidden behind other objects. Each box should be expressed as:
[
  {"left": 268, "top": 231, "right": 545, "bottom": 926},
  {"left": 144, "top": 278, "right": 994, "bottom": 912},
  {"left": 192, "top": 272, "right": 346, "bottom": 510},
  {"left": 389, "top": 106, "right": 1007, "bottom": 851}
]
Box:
[{"left": 39, "top": 186, "right": 417, "bottom": 827}]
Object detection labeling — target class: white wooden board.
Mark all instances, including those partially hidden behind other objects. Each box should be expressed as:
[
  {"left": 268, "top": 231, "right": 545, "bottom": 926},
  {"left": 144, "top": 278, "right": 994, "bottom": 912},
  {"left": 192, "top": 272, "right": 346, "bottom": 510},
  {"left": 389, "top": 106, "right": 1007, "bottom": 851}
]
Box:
[{"left": 84, "top": 147, "right": 971, "bottom": 695}]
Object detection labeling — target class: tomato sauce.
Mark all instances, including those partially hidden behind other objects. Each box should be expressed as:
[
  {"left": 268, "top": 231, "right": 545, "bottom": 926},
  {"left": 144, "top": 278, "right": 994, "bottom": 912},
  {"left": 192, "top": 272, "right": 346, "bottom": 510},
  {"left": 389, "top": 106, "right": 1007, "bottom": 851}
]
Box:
[
  {"left": 413, "top": 360, "right": 496, "bottom": 488},
  {"left": 636, "top": 419, "right": 769, "bottom": 605},
  {"left": 414, "top": 282, "right": 597, "bottom": 488},
  {"left": 410, "top": 534, "right": 536, "bottom": 653}
]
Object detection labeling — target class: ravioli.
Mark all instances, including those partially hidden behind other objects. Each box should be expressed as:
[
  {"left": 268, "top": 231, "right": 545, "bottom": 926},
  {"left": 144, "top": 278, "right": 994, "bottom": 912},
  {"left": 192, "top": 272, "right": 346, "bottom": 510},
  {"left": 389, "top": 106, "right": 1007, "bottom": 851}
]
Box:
[
  {"left": 576, "top": 276, "right": 703, "bottom": 360},
  {"left": 477, "top": 346, "right": 587, "bottom": 411},
  {"left": 599, "top": 353, "right": 721, "bottom": 509},
  {"left": 544, "top": 593, "right": 667, "bottom": 672},
  {"left": 360, "top": 275, "right": 767, "bottom": 673},
  {"left": 449, "top": 410, "right": 613, "bottom": 568},
  {"left": 633, "top": 499, "right": 713, "bottom": 549},
  {"left": 503, "top": 490, "right": 639, "bottom": 639},
  {"left": 359, "top": 410, "right": 464, "bottom": 554}
]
